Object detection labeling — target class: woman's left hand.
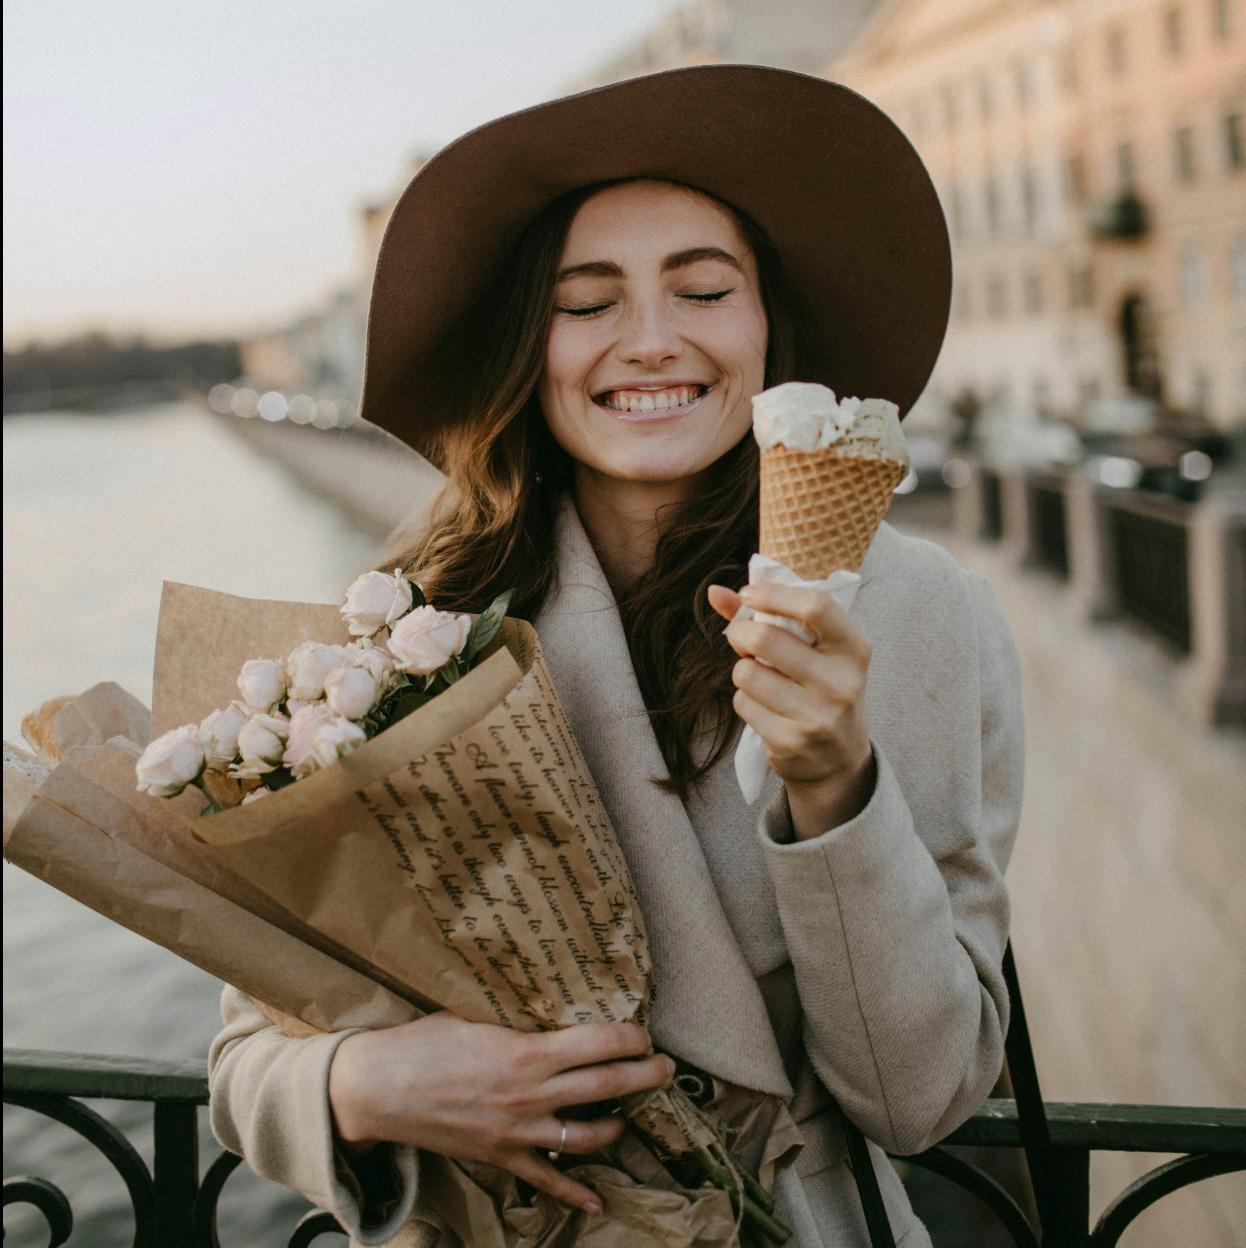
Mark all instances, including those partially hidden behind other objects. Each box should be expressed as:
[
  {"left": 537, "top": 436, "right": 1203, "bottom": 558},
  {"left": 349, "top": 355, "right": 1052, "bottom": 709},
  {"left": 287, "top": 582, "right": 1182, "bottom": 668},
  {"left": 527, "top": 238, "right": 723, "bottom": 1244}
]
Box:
[{"left": 708, "top": 581, "right": 877, "bottom": 838}]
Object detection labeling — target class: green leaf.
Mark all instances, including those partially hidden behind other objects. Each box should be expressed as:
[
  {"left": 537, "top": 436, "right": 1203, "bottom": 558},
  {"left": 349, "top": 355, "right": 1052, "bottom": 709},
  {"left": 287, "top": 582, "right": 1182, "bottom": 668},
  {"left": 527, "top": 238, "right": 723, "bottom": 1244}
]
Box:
[
  {"left": 380, "top": 688, "right": 435, "bottom": 726},
  {"left": 462, "top": 587, "right": 515, "bottom": 664},
  {"left": 264, "top": 766, "right": 297, "bottom": 792}
]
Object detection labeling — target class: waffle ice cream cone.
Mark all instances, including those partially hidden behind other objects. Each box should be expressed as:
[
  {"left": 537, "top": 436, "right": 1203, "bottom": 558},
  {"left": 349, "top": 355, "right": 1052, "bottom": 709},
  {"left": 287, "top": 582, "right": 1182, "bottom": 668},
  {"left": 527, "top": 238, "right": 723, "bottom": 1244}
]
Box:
[
  {"left": 760, "top": 446, "right": 906, "bottom": 577},
  {"left": 753, "top": 383, "right": 909, "bottom": 578}
]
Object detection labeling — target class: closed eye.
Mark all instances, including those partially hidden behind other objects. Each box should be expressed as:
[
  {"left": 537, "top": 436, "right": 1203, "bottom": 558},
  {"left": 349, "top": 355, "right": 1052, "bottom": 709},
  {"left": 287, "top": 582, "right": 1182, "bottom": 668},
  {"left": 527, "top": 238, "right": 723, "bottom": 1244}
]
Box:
[
  {"left": 684, "top": 289, "right": 734, "bottom": 303},
  {"left": 555, "top": 303, "right": 612, "bottom": 318}
]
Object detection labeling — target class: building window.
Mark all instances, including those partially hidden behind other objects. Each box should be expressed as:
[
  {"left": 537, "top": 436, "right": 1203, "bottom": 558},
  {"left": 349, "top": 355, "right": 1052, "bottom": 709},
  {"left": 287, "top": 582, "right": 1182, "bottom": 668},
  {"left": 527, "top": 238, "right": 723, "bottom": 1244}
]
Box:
[
  {"left": 1021, "top": 165, "right": 1040, "bottom": 234},
  {"left": 1174, "top": 126, "right": 1197, "bottom": 181},
  {"left": 1117, "top": 140, "right": 1136, "bottom": 190},
  {"left": 1230, "top": 234, "right": 1246, "bottom": 300},
  {"left": 984, "top": 174, "right": 1002, "bottom": 234},
  {"left": 1014, "top": 60, "right": 1036, "bottom": 108},
  {"left": 1225, "top": 112, "right": 1244, "bottom": 170},
  {"left": 986, "top": 273, "right": 1008, "bottom": 316},
  {"left": 978, "top": 74, "right": 994, "bottom": 122},
  {"left": 1213, "top": 0, "right": 1236, "bottom": 39},
  {"left": 1180, "top": 240, "right": 1208, "bottom": 305},
  {"left": 941, "top": 83, "right": 959, "bottom": 130},
  {"left": 1024, "top": 270, "right": 1044, "bottom": 314},
  {"left": 1164, "top": 6, "right": 1185, "bottom": 54},
  {"left": 1106, "top": 26, "right": 1128, "bottom": 73},
  {"left": 1069, "top": 263, "right": 1094, "bottom": 308},
  {"left": 1065, "top": 151, "right": 1088, "bottom": 201}
]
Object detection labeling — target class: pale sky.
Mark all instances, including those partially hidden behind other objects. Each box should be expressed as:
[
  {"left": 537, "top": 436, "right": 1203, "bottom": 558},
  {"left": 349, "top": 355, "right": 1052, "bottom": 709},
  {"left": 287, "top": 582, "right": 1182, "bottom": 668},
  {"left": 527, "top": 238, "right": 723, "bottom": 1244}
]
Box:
[{"left": 2, "top": 0, "right": 681, "bottom": 346}]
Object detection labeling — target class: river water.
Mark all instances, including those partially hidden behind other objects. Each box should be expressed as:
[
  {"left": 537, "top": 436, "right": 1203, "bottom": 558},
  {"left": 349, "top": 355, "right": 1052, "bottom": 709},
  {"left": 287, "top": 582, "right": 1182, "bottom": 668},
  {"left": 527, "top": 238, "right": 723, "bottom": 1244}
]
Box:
[{"left": 3, "top": 402, "right": 387, "bottom": 1246}]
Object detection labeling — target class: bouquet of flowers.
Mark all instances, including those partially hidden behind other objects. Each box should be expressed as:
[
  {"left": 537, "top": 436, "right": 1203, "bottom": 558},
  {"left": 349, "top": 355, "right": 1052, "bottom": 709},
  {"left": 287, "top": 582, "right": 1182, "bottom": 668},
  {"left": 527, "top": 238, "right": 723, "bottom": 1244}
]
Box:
[{"left": 7, "top": 570, "right": 794, "bottom": 1246}]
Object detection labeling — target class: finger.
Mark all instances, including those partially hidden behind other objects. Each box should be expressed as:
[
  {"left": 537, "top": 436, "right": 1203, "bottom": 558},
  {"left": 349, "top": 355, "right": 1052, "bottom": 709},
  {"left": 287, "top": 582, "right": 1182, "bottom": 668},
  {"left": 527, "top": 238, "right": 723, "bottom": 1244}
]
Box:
[
  {"left": 707, "top": 583, "right": 744, "bottom": 622},
  {"left": 739, "top": 583, "right": 866, "bottom": 655},
  {"left": 733, "top": 657, "right": 828, "bottom": 720},
  {"left": 507, "top": 1150, "right": 604, "bottom": 1217},
  {"left": 541, "top": 1052, "right": 675, "bottom": 1110},
  {"left": 733, "top": 687, "right": 804, "bottom": 756},
  {"left": 520, "top": 1113, "right": 627, "bottom": 1155},
  {"left": 727, "top": 617, "right": 825, "bottom": 676},
  {"left": 531, "top": 1022, "right": 652, "bottom": 1076}
]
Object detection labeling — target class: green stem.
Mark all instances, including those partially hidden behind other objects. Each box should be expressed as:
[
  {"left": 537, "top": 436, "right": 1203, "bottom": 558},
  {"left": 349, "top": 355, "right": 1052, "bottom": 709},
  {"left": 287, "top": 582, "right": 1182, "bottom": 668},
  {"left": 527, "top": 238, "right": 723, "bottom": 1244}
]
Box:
[{"left": 692, "top": 1148, "right": 791, "bottom": 1246}]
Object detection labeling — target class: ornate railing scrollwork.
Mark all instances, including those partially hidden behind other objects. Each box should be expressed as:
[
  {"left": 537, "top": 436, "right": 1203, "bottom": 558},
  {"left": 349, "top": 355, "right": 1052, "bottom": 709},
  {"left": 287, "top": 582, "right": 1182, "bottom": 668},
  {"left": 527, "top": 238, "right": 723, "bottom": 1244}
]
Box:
[{"left": 3, "top": 1046, "right": 1244, "bottom": 1246}]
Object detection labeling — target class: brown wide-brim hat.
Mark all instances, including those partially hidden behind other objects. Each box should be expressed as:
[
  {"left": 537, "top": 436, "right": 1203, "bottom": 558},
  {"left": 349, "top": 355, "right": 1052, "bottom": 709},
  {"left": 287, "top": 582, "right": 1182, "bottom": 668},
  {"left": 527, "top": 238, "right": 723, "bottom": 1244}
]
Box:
[{"left": 361, "top": 65, "right": 950, "bottom": 458}]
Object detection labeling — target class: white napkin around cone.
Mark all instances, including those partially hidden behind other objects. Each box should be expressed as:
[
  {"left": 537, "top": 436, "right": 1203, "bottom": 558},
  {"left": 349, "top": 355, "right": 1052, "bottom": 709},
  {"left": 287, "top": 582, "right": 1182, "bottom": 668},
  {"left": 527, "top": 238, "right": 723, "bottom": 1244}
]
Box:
[{"left": 732, "top": 553, "right": 862, "bottom": 805}]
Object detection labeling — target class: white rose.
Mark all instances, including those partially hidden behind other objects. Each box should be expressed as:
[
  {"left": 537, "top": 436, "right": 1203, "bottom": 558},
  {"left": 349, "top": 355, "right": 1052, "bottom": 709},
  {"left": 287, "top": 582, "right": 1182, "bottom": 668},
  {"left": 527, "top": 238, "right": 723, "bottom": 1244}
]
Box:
[
  {"left": 232, "top": 712, "right": 291, "bottom": 777},
  {"left": 388, "top": 606, "right": 472, "bottom": 676},
  {"left": 347, "top": 640, "right": 397, "bottom": 685},
  {"left": 324, "top": 665, "right": 381, "bottom": 720},
  {"left": 285, "top": 641, "right": 351, "bottom": 701},
  {"left": 135, "top": 724, "right": 205, "bottom": 798},
  {"left": 340, "top": 568, "right": 414, "bottom": 637},
  {"left": 237, "top": 658, "right": 287, "bottom": 710},
  {"left": 199, "top": 701, "right": 249, "bottom": 766},
  {"left": 283, "top": 704, "right": 365, "bottom": 778}
]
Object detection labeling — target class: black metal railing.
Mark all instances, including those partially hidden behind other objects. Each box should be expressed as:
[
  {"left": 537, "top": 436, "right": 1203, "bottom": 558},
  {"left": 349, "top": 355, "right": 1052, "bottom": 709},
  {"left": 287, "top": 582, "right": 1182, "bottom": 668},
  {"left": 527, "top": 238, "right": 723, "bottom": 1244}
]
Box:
[
  {"left": 5, "top": 1050, "right": 1244, "bottom": 1247},
  {"left": 1029, "top": 475, "right": 1070, "bottom": 580},
  {"left": 981, "top": 468, "right": 1004, "bottom": 542},
  {"left": 1105, "top": 491, "right": 1193, "bottom": 653}
]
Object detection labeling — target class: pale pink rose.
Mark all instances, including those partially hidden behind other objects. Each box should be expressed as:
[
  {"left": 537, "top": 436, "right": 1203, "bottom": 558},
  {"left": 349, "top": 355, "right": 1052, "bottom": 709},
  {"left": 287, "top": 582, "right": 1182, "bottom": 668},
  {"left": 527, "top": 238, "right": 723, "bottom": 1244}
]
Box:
[
  {"left": 347, "top": 640, "right": 397, "bottom": 684},
  {"left": 135, "top": 724, "right": 204, "bottom": 797},
  {"left": 199, "top": 701, "right": 249, "bottom": 766},
  {"left": 323, "top": 665, "right": 381, "bottom": 720},
  {"left": 237, "top": 658, "right": 287, "bottom": 710},
  {"left": 231, "top": 712, "right": 291, "bottom": 778},
  {"left": 340, "top": 569, "right": 414, "bottom": 637},
  {"left": 388, "top": 606, "right": 471, "bottom": 676},
  {"left": 285, "top": 642, "right": 351, "bottom": 701},
  {"left": 284, "top": 704, "right": 365, "bottom": 778}
]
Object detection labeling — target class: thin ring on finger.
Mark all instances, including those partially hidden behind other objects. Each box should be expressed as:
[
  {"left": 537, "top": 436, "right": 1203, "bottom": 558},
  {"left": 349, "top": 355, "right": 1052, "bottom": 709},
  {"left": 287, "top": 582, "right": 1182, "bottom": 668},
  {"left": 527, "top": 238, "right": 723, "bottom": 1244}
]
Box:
[{"left": 547, "top": 1118, "right": 568, "bottom": 1162}]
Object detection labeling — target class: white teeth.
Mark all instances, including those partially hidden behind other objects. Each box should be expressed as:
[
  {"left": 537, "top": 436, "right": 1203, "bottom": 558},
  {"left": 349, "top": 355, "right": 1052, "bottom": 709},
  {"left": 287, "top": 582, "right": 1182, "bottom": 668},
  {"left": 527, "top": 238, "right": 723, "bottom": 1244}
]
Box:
[{"left": 602, "top": 386, "right": 705, "bottom": 412}]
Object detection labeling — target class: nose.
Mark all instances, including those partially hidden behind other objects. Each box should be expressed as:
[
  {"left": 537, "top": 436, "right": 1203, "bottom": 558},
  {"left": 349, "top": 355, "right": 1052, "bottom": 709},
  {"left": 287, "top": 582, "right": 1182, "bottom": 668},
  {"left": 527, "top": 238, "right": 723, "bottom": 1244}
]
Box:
[{"left": 616, "top": 297, "right": 681, "bottom": 368}]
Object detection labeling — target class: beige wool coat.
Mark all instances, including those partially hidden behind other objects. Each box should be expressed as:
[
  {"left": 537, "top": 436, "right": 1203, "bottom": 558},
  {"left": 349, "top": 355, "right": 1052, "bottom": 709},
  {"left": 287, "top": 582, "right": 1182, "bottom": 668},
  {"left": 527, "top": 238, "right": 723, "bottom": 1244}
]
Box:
[{"left": 208, "top": 494, "right": 1025, "bottom": 1248}]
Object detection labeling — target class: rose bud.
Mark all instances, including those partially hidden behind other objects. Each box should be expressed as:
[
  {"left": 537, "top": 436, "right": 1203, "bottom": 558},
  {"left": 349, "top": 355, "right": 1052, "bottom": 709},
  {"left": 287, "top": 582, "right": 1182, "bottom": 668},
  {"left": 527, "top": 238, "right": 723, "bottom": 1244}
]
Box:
[
  {"left": 282, "top": 704, "right": 338, "bottom": 778},
  {"left": 388, "top": 606, "right": 472, "bottom": 676},
  {"left": 237, "top": 658, "right": 287, "bottom": 711},
  {"left": 135, "top": 724, "right": 205, "bottom": 798},
  {"left": 324, "top": 665, "right": 381, "bottom": 720},
  {"left": 310, "top": 716, "right": 367, "bottom": 771},
  {"left": 340, "top": 568, "right": 414, "bottom": 638},
  {"left": 231, "top": 712, "right": 291, "bottom": 778},
  {"left": 285, "top": 641, "right": 350, "bottom": 702},
  {"left": 199, "top": 701, "right": 249, "bottom": 766},
  {"left": 346, "top": 640, "right": 397, "bottom": 685}
]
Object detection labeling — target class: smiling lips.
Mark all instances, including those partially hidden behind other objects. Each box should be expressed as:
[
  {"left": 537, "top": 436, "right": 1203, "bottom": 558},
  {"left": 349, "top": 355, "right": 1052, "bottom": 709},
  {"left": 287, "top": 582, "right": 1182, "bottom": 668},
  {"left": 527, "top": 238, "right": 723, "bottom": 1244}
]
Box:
[{"left": 595, "top": 383, "right": 711, "bottom": 414}]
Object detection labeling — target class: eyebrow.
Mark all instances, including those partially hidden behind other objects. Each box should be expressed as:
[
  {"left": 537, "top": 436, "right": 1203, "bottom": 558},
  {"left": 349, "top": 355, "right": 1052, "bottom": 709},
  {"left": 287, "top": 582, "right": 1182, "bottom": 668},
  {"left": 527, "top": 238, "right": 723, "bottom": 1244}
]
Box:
[{"left": 556, "top": 246, "right": 744, "bottom": 281}]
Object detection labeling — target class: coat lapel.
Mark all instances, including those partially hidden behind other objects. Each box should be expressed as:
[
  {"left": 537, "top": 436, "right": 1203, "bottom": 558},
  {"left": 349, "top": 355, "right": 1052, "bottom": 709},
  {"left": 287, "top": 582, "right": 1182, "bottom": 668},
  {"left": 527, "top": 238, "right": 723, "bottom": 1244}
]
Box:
[{"left": 535, "top": 497, "right": 793, "bottom": 1099}]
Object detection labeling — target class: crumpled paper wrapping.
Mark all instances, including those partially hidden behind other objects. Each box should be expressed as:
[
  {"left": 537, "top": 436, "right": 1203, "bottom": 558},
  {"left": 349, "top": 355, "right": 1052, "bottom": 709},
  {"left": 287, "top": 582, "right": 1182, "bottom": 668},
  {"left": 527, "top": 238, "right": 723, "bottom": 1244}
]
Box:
[
  {"left": 733, "top": 555, "right": 861, "bottom": 804},
  {"left": 6, "top": 583, "right": 806, "bottom": 1244}
]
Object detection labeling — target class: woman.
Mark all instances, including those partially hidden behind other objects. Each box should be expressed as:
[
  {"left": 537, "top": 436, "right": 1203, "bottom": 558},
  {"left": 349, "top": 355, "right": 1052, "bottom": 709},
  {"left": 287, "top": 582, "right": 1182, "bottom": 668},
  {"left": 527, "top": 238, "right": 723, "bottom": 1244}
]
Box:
[{"left": 209, "top": 66, "right": 1024, "bottom": 1247}]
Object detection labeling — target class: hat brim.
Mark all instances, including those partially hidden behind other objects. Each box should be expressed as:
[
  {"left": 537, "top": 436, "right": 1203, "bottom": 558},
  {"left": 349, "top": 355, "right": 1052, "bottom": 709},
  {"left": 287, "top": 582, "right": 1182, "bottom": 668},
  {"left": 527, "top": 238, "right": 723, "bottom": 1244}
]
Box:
[{"left": 360, "top": 65, "right": 950, "bottom": 454}]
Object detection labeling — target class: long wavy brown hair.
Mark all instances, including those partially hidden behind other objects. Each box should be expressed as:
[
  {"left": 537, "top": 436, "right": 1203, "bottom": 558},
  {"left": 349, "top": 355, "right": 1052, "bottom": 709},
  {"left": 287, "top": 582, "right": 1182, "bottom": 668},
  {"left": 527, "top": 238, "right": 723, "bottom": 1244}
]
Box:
[{"left": 384, "top": 179, "right": 802, "bottom": 800}]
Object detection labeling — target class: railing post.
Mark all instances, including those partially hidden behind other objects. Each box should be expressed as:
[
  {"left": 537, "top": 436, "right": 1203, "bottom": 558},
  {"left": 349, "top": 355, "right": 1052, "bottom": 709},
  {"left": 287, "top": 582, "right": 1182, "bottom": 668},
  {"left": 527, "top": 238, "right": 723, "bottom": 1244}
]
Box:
[
  {"left": 999, "top": 466, "right": 1035, "bottom": 568},
  {"left": 153, "top": 1100, "right": 199, "bottom": 1245},
  {"left": 1065, "top": 473, "right": 1117, "bottom": 622},
  {"left": 1178, "top": 491, "right": 1246, "bottom": 727},
  {"left": 1045, "top": 1148, "right": 1091, "bottom": 1248}
]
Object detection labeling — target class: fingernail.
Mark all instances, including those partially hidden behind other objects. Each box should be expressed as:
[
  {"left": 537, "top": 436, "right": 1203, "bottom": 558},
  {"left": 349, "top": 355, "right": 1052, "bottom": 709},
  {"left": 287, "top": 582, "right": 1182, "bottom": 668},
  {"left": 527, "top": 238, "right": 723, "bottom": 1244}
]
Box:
[
  {"left": 665, "top": 1057, "right": 678, "bottom": 1079},
  {"left": 585, "top": 1200, "right": 603, "bottom": 1217}
]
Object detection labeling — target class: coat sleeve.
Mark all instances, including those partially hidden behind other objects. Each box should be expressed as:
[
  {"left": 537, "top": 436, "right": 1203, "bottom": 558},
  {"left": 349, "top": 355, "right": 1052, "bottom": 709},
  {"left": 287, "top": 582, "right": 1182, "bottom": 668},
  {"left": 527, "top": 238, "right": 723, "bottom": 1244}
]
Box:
[
  {"left": 207, "top": 985, "right": 419, "bottom": 1244},
  {"left": 757, "top": 570, "right": 1024, "bottom": 1156}
]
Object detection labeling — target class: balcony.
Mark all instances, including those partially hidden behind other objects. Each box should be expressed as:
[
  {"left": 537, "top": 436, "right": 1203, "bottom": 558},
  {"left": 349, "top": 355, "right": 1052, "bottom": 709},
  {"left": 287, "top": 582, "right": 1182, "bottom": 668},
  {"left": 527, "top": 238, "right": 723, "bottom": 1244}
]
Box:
[{"left": 1087, "top": 192, "right": 1148, "bottom": 240}]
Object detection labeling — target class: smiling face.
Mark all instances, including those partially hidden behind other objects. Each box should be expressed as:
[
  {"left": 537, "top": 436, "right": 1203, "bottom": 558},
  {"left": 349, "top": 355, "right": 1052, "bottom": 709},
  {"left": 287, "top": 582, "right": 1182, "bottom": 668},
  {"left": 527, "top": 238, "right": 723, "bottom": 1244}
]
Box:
[{"left": 537, "top": 180, "right": 768, "bottom": 504}]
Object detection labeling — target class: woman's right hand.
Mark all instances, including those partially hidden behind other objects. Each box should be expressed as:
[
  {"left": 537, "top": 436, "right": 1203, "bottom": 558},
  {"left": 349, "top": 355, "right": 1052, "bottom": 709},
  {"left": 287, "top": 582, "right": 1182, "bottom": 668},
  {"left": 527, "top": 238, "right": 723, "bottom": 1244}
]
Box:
[{"left": 327, "top": 1012, "right": 675, "bottom": 1216}]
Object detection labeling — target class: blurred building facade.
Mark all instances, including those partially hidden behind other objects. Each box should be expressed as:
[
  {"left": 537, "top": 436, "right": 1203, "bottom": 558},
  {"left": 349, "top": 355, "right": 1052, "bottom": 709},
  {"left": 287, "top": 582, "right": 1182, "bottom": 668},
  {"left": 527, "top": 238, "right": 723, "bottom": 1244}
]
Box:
[{"left": 831, "top": 0, "right": 1245, "bottom": 431}]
